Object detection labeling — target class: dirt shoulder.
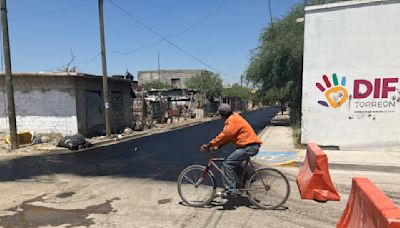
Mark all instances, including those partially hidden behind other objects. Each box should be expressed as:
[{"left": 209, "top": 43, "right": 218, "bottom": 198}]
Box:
[{"left": 0, "top": 117, "right": 216, "bottom": 159}]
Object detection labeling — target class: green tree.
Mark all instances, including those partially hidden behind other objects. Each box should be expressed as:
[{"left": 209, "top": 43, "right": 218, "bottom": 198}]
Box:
[
  {"left": 141, "top": 81, "right": 174, "bottom": 91},
  {"left": 264, "top": 81, "right": 294, "bottom": 114},
  {"left": 221, "top": 84, "right": 251, "bottom": 101},
  {"left": 246, "top": 4, "right": 304, "bottom": 122},
  {"left": 246, "top": 1, "right": 335, "bottom": 123},
  {"left": 185, "top": 71, "right": 223, "bottom": 100}
]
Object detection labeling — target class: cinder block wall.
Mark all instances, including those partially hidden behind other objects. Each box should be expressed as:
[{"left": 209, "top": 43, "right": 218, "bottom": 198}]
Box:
[
  {"left": 75, "top": 77, "right": 132, "bottom": 137},
  {"left": 0, "top": 75, "right": 78, "bottom": 135},
  {"left": 137, "top": 70, "right": 208, "bottom": 89},
  {"left": 1, "top": 74, "right": 133, "bottom": 137}
]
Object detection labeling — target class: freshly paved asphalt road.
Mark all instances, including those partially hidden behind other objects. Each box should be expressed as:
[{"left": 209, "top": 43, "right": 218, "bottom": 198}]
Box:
[
  {"left": 1, "top": 107, "right": 399, "bottom": 227},
  {"left": 0, "top": 107, "right": 279, "bottom": 183}
]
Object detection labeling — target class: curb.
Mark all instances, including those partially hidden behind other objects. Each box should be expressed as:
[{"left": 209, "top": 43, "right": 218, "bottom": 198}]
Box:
[
  {"left": 255, "top": 111, "right": 296, "bottom": 167},
  {"left": 0, "top": 117, "right": 218, "bottom": 158},
  {"left": 257, "top": 124, "right": 270, "bottom": 138},
  {"left": 87, "top": 120, "right": 205, "bottom": 148},
  {"left": 327, "top": 162, "right": 400, "bottom": 173},
  {"left": 63, "top": 118, "right": 218, "bottom": 153},
  {"left": 292, "top": 160, "right": 400, "bottom": 173},
  {"left": 253, "top": 160, "right": 298, "bottom": 168},
  {"left": 261, "top": 159, "right": 400, "bottom": 172}
]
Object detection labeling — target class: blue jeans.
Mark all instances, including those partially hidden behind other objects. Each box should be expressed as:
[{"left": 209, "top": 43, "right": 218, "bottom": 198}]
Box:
[{"left": 222, "top": 144, "right": 260, "bottom": 193}]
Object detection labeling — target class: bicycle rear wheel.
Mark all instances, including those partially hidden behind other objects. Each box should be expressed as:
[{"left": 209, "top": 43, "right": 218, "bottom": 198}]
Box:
[
  {"left": 246, "top": 167, "right": 290, "bottom": 210},
  {"left": 177, "top": 165, "right": 216, "bottom": 207}
]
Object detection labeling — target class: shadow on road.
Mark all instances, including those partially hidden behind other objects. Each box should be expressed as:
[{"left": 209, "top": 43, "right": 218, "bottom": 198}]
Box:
[
  {"left": 179, "top": 196, "right": 289, "bottom": 211},
  {"left": 0, "top": 108, "right": 279, "bottom": 183}
]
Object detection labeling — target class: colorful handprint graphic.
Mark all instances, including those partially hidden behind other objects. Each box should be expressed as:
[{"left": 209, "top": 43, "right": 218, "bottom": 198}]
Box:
[{"left": 316, "top": 73, "right": 349, "bottom": 108}]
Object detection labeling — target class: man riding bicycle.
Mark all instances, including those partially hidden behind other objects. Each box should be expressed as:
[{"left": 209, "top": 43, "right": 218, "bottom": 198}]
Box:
[{"left": 200, "top": 103, "right": 262, "bottom": 198}]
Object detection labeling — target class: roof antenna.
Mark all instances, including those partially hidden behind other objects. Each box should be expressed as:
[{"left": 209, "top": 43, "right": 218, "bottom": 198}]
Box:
[{"left": 64, "top": 50, "right": 76, "bottom": 72}]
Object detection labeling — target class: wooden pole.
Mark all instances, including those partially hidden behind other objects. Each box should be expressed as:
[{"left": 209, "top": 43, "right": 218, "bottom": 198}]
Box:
[
  {"left": 1, "top": 0, "right": 18, "bottom": 149},
  {"left": 98, "top": 0, "right": 112, "bottom": 137}
]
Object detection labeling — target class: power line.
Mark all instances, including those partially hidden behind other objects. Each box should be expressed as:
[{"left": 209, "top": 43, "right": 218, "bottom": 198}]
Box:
[
  {"left": 267, "top": 0, "right": 274, "bottom": 30},
  {"left": 106, "top": 0, "right": 235, "bottom": 80},
  {"left": 169, "top": 0, "right": 226, "bottom": 38},
  {"left": 76, "top": 52, "right": 101, "bottom": 64},
  {"left": 109, "top": 39, "right": 163, "bottom": 55},
  {"left": 174, "top": 36, "right": 240, "bottom": 69},
  {"left": 7, "top": 1, "right": 99, "bottom": 73},
  {"left": 39, "top": 52, "right": 101, "bottom": 72},
  {"left": 10, "top": 1, "right": 95, "bottom": 21},
  {"left": 109, "top": 0, "right": 226, "bottom": 55}
]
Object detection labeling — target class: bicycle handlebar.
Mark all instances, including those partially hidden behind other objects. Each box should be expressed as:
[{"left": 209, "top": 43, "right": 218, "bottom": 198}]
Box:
[
  {"left": 209, "top": 150, "right": 216, "bottom": 158},
  {"left": 202, "top": 146, "right": 217, "bottom": 157}
]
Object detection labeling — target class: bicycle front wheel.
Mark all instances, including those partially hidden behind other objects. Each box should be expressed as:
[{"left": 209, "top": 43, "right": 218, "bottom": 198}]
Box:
[
  {"left": 177, "top": 165, "right": 216, "bottom": 207},
  {"left": 246, "top": 167, "right": 290, "bottom": 210}
]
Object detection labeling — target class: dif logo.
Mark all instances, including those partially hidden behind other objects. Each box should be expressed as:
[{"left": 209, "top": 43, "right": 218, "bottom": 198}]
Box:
[
  {"left": 316, "top": 74, "right": 399, "bottom": 109},
  {"left": 353, "top": 78, "right": 398, "bottom": 99}
]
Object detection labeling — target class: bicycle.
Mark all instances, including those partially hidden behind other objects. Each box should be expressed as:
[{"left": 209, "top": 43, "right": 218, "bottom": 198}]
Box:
[{"left": 177, "top": 149, "right": 290, "bottom": 210}]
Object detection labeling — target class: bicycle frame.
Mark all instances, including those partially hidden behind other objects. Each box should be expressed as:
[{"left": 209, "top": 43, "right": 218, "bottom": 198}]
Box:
[
  {"left": 178, "top": 150, "right": 291, "bottom": 209},
  {"left": 196, "top": 152, "right": 256, "bottom": 188}
]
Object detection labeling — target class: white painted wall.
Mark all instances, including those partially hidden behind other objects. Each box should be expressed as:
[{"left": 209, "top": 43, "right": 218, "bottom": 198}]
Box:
[
  {"left": 0, "top": 89, "right": 7, "bottom": 132},
  {"left": 0, "top": 89, "right": 78, "bottom": 136},
  {"left": 302, "top": 0, "right": 400, "bottom": 150}
]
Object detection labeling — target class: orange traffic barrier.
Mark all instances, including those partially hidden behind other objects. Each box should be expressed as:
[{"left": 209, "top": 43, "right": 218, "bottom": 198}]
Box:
[
  {"left": 296, "top": 143, "right": 340, "bottom": 201},
  {"left": 337, "top": 178, "right": 400, "bottom": 228}
]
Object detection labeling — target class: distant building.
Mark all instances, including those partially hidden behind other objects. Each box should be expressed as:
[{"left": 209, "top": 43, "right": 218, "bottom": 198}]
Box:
[
  {"left": 223, "top": 81, "right": 232, "bottom": 88},
  {"left": 0, "top": 72, "right": 133, "bottom": 137},
  {"left": 137, "top": 69, "right": 212, "bottom": 89}
]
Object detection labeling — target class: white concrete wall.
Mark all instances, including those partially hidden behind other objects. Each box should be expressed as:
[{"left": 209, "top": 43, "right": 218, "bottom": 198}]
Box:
[
  {"left": 137, "top": 70, "right": 207, "bottom": 89},
  {"left": 0, "top": 82, "right": 78, "bottom": 136},
  {"left": 301, "top": 0, "right": 400, "bottom": 150},
  {"left": 0, "top": 90, "right": 7, "bottom": 132}
]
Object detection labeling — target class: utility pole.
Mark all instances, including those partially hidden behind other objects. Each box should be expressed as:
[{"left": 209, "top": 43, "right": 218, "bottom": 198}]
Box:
[
  {"left": 157, "top": 53, "right": 161, "bottom": 80},
  {"left": 240, "top": 75, "right": 243, "bottom": 87},
  {"left": 98, "top": 0, "right": 111, "bottom": 137},
  {"left": 1, "top": 0, "right": 17, "bottom": 150},
  {"left": 157, "top": 53, "right": 163, "bottom": 123}
]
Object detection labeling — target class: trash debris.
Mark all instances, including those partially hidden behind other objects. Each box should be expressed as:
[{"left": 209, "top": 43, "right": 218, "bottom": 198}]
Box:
[
  {"left": 123, "top": 127, "right": 133, "bottom": 135},
  {"left": 40, "top": 135, "right": 50, "bottom": 144},
  {"left": 31, "top": 133, "right": 43, "bottom": 145},
  {"left": 114, "top": 134, "right": 123, "bottom": 141},
  {"left": 57, "top": 133, "right": 88, "bottom": 151},
  {"left": 5, "top": 131, "right": 33, "bottom": 145}
]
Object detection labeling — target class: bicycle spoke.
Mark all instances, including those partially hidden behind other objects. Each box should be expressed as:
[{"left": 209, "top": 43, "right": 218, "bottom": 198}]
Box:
[
  {"left": 190, "top": 169, "right": 197, "bottom": 181},
  {"left": 178, "top": 165, "right": 216, "bottom": 207},
  {"left": 256, "top": 171, "right": 276, "bottom": 186},
  {"left": 265, "top": 173, "right": 281, "bottom": 185},
  {"left": 191, "top": 170, "right": 202, "bottom": 184},
  {"left": 182, "top": 174, "right": 195, "bottom": 184},
  {"left": 246, "top": 168, "right": 290, "bottom": 210}
]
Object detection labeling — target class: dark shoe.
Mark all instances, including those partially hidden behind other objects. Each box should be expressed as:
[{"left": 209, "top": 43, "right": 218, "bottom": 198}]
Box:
[
  {"left": 216, "top": 190, "right": 237, "bottom": 199},
  {"left": 236, "top": 183, "right": 244, "bottom": 189}
]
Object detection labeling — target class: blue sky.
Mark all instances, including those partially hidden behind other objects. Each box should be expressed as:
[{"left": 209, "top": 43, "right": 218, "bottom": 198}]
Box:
[{"left": 5, "top": 0, "right": 302, "bottom": 84}]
